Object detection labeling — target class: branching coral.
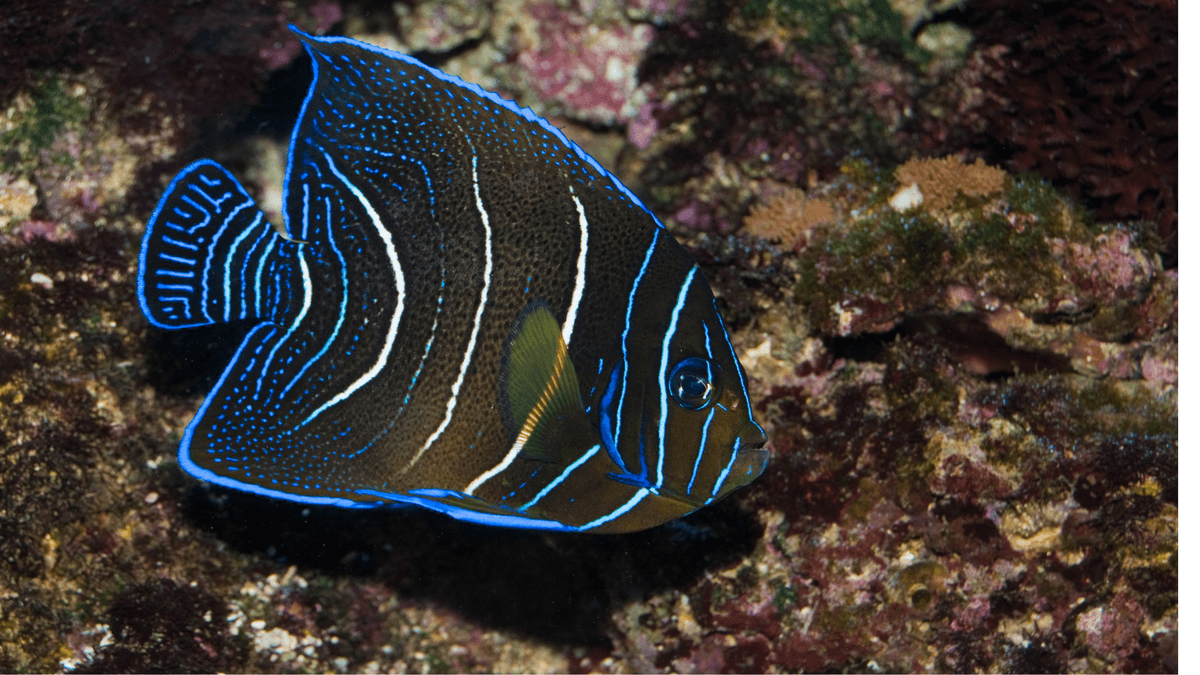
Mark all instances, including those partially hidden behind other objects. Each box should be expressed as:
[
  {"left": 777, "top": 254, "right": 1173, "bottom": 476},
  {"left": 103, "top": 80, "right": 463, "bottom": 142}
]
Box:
[
  {"left": 893, "top": 155, "right": 1006, "bottom": 212},
  {"left": 743, "top": 187, "right": 835, "bottom": 247}
]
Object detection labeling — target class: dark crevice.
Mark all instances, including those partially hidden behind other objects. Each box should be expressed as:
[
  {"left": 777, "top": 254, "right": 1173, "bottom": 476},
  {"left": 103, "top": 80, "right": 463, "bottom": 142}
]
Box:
[{"left": 824, "top": 313, "right": 1074, "bottom": 378}]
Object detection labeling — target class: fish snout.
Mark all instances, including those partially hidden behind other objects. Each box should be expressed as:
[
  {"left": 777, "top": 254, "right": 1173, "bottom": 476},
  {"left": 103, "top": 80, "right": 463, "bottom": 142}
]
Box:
[{"left": 714, "top": 426, "right": 770, "bottom": 498}]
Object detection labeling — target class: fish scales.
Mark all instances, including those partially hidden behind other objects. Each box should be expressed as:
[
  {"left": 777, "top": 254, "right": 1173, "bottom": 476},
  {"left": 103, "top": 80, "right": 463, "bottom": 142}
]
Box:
[{"left": 138, "top": 28, "right": 769, "bottom": 533}]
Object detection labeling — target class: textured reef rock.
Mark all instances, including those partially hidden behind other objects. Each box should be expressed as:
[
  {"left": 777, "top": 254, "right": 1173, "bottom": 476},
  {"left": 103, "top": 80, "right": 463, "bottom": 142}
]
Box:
[
  {"left": 0, "top": 0, "right": 1175, "bottom": 673},
  {"left": 672, "top": 154, "right": 1176, "bottom": 672}
]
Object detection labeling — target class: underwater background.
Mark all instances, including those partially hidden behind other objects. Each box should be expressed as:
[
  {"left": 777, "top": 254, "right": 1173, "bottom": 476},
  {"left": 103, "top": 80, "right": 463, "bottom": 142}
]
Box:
[{"left": 0, "top": 0, "right": 1176, "bottom": 672}]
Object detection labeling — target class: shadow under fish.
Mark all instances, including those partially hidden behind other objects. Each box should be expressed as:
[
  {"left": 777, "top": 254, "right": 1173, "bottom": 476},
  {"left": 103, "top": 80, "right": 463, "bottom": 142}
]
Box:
[{"left": 137, "top": 27, "right": 769, "bottom": 533}]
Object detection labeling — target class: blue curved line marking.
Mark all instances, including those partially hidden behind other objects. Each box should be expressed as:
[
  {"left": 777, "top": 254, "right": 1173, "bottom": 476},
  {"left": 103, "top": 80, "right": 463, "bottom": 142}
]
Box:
[
  {"left": 283, "top": 193, "right": 348, "bottom": 400},
  {"left": 714, "top": 298, "right": 766, "bottom": 436},
  {"left": 687, "top": 407, "right": 717, "bottom": 495},
  {"left": 177, "top": 322, "right": 361, "bottom": 508},
  {"left": 518, "top": 444, "right": 601, "bottom": 512},
  {"left": 612, "top": 229, "right": 660, "bottom": 467},
  {"left": 292, "top": 27, "right": 665, "bottom": 223},
  {"left": 657, "top": 265, "right": 698, "bottom": 488},
  {"left": 598, "top": 363, "right": 625, "bottom": 471},
  {"left": 238, "top": 224, "right": 271, "bottom": 320},
  {"left": 162, "top": 236, "right": 198, "bottom": 250},
  {"left": 706, "top": 448, "right": 741, "bottom": 506},
  {"left": 256, "top": 248, "right": 312, "bottom": 396},
  {"left": 355, "top": 489, "right": 576, "bottom": 531},
  {"left": 199, "top": 197, "right": 250, "bottom": 324},
  {"left": 179, "top": 196, "right": 210, "bottom": 233},
  {"left": 224, "top": 211, "right": 263, "bottom": 322},
  {"left": 580, "top": 488, "right": 650, "bottom": 531},
  {"left": 280, "top": 62, "right": 321, "bottom": 245}
]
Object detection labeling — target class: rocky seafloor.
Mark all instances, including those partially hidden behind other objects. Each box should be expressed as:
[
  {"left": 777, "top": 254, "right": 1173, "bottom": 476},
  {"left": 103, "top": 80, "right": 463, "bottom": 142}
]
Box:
[{"left": 0, "top": 0, "right": 1176, "bottom": 672}]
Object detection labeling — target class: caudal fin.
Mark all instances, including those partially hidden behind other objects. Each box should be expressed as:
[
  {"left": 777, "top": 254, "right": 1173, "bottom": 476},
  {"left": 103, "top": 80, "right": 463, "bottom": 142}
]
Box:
[{"left": 138, "top": 160, "right": 297, "bottom": 328}]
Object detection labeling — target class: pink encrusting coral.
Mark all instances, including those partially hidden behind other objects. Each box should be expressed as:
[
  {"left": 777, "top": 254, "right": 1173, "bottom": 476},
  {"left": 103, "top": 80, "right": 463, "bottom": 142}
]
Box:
[
  {"left": 672, "top": 151, "right": 1176, "bottom": 671},
  {"left": 508, "top": 2, "right": 654, "bottom": 126}
]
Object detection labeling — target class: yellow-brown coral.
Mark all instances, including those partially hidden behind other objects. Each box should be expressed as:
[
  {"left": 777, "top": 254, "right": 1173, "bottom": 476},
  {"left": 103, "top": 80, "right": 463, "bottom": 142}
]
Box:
[
  {"left": 743, "top": 187, "right": 834, "bottom": 248},
  {"left": 893, "top": 156, "right": 1006, "bottom": 212},
  {"left": 0, "top": 175, "right": 37, "bottom": 228}
]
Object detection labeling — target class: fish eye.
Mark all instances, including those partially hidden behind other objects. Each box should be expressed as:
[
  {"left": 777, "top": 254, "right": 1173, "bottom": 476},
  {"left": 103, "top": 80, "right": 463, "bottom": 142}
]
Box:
[{"left": 668, "top": 357, "right": 721, "bottom": 410}]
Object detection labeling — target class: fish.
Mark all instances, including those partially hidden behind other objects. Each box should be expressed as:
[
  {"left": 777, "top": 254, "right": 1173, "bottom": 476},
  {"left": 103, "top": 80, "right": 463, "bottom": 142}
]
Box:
[{"left": 137, "top": 27, "right": 769, "bottom": 533}]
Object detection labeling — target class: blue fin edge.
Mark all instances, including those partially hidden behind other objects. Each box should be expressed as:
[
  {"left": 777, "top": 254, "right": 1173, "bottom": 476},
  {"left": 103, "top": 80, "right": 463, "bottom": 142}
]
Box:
[
  {"left": 288, "top": 26, "right": 665, "bottom": 230},
  {"left": 137, "top": 159, "right": 239, "bottom": 330},
  {"left": 175, "top": 328, "right": 579, "bottom": 531}
]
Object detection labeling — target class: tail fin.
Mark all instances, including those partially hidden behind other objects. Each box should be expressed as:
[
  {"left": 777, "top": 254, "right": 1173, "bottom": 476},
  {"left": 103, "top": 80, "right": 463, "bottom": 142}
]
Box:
[{"left": 138, "top": 160, "right": 296, "bottom": 328}]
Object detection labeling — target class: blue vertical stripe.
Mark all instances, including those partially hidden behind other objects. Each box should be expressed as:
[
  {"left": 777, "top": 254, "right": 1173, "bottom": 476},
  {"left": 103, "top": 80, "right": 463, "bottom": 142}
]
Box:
[
  {"left": 687, "top": 407, "right": 717, "bottom": 495},
  {"left": 613, "top": 229, "right": 661, "bottom": 463},
  {"left": 656, "top": 265, "right": 698, "bottom": 489}
]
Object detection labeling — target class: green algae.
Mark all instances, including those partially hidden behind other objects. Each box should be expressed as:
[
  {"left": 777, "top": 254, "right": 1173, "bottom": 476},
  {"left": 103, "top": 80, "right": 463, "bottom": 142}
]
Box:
[
  {"left": 0, "top": 78, "right": 85, "bottom": 170},
  {"left": 795, "top": 209, "right": 955, "bottom": 328},
  {"left": 771, "top": 580, "right": 799, "bottom": 615},
  {"left": 740, "top": 0, "right": 930, "bottom": 65},
  {"left": 792, "top": 161, "right": 1119, "bottom": 331}
]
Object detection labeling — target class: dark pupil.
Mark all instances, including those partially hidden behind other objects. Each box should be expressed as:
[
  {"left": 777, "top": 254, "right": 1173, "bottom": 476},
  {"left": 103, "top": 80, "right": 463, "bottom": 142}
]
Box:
[
  {"left": 670, "top": 360, "right": 713, "bottom": 410},
  {"left": 677, "top": 374, "right": 708, "bottom": 400}
]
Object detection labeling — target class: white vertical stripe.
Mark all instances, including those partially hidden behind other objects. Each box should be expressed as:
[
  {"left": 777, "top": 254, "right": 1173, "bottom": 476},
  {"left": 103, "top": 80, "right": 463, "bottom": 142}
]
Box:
[
  {"left": 283, "top": 195, "right": 348, "bottom": 398},
  {"left": 561, "top": 189, "right": 588, "bottom": 346},
  {"left": 406, "top": 153, "right": 493, "bottom": 473},
  {"left": 656, "top": 265, "right": 698, "bottom": 488},
  {"left": 464, "top": 419, "right": 525, "bottom": 495},
  {"left": 299, "top": 151, "right": 406, "bottom": 425},
  {"left": 465, "top": 188, "right": 589, "bottom": 495}
]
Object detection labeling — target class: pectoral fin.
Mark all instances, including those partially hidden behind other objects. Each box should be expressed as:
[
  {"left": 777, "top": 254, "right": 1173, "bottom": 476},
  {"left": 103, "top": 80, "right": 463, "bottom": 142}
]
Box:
[{"left": 498, "top": 300, "right": 588, "bottom": 464}]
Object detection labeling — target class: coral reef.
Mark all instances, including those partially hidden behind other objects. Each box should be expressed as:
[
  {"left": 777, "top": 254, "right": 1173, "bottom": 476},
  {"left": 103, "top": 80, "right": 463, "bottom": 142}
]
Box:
[
  {"left": 0, "top": 0, "right": 1176, "bottom": 673},
  {"left": 2, "top": 0, "right": 342, "bottom": 154},
  {"left": 628, "top": 0, "right": 948, "bottom": 235}
]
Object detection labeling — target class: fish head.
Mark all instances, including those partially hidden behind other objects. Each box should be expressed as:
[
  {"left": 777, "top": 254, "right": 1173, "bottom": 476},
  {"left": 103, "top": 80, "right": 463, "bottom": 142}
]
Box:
[{"left": 596, "top": 254, "right": 769, "bottom": 516}]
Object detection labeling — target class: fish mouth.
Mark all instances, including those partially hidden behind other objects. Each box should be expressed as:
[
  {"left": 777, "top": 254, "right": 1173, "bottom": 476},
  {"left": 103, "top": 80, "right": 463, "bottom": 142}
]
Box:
[
  {"left": 654, "top": 426, "right": 772, "bottom": 509},
  {"left": 739, "top": 435, "right": 771, "bottom": 478},
  {"left": 715, "top": 427, "right": 771, "bottom": 497}
]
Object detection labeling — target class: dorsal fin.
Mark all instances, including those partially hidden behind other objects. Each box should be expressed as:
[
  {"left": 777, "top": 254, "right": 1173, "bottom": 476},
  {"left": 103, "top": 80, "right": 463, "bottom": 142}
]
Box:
[{"left": 498, "top": 300, "right": 588, "bottom": 464}]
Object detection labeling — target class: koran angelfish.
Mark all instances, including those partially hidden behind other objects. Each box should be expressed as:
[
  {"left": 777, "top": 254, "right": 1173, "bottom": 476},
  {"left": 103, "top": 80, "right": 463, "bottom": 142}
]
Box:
[{"left": 137, "top": 28, "right": 769, "bottom": 533}]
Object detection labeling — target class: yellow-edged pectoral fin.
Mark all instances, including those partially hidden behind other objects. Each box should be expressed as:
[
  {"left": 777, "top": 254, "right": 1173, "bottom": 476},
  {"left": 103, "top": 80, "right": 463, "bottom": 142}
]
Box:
[{"left": 498, "top": 300, "right": 588, "bottom": 463}]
